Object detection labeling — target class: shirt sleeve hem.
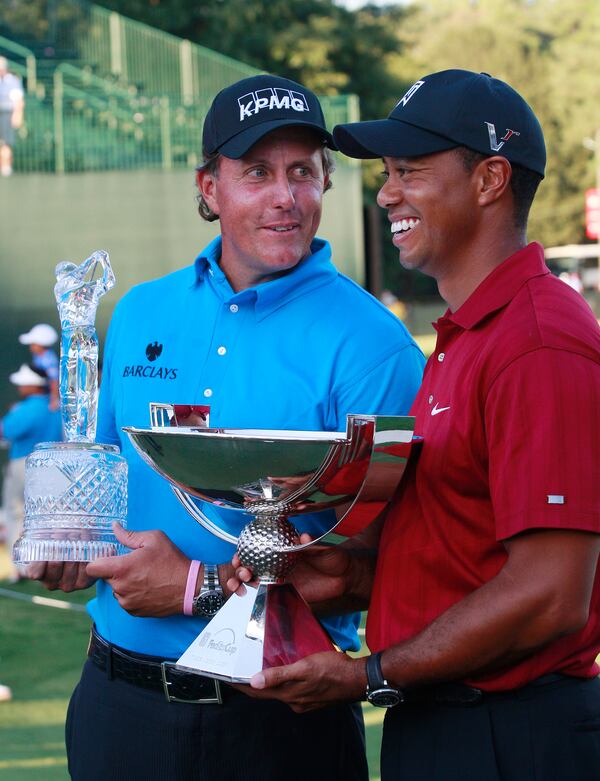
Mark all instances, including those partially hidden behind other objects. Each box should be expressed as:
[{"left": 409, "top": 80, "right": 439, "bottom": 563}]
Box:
[{"left": 497, "top": 511, "right": 600, "bottom": 541}]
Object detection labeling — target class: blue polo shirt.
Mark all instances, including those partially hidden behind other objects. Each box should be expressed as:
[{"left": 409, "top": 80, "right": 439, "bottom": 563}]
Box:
[
  {"left": 1, "top": 394, "right": 62, "bottom": 459},
  {"left": 32, "top": 349, "right": 59, "bottom": 381},
  {"left": 90, "top": 236, "right": 424, "bottom": 658}
]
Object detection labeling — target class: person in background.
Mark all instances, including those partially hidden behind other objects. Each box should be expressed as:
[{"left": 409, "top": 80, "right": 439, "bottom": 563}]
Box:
[
  {"left": 1, "top": 364, "right": 62, "bottom": 582},
  {"left": 19, "top": 324, "right": 60, "bottom": 410},
  {"left": 0, "top": 56, "right": 24, "bottom": 178}
]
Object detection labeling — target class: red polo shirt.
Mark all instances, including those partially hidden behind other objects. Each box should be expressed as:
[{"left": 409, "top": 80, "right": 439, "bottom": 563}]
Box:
[{"left": 367, "top": 243, "right": 600, "bottom": 691}]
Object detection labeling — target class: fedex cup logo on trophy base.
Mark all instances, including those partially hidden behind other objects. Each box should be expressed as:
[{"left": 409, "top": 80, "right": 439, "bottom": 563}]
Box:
[
  {"left": 125, "top": 404, "right": 418, "bottom": 683},
  {"left": 13, "top": 251, "right": 128, "bottom": 564},
  {"left": 199, "top": 630, "right": 239, "bottom": 657}
]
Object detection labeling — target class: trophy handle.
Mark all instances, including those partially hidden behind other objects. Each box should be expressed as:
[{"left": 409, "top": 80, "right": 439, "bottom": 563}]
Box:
[{"left": 171, "top": 486, "right": 239, "bottom": 545}]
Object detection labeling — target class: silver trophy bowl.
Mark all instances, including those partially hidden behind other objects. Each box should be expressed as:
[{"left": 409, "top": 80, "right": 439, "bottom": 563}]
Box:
[{"left": 123, "top": 404, "right": 416, "bottom": 682}]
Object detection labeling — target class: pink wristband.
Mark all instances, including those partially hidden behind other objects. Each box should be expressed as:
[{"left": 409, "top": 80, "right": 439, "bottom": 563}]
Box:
[{"left": 183, "top": 560, "right": 201, "bottom": 616}]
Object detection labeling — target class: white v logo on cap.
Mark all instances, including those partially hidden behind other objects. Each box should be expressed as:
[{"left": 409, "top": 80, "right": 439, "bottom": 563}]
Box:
[{"left": 395, "top": 80, "right": 425, "bottom": 109}]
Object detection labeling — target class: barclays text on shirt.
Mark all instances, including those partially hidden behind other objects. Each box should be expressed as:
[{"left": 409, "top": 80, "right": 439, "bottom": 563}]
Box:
[{"left": 122, "top": 365, "right": 179, "bottom": 379}]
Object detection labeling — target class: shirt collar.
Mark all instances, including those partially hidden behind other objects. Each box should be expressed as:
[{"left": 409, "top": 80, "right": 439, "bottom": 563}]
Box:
[
  {"left": 193, "top": 236, "right": 338, "bottom": 320},
  {"left": 442, "top": 242, "right": 549, "bottom": 331}
]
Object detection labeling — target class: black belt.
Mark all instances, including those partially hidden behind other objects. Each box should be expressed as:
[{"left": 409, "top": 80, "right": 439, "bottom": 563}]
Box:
[
  {"left": 401, "top": 673, "right": 570, "bottom": 707},
  {"left": 87, "top": 626, "right": 224, "bottom": 704},
  {"left": 402, "top": 681, "right": 483, "bottom": 706}
]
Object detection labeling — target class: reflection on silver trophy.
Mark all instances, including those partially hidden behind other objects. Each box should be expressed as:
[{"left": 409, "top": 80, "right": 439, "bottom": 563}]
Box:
[
  {"left": 125, "top": 404, "right": 416, "bottom": 682},
  {"left": 13, "top": 251, "right": 127, "bottom": 563}
]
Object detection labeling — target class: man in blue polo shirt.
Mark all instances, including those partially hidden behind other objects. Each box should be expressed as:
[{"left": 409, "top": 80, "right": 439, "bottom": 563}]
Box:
[
  {"left": 1, "top": 364, "right": 62, "bottom": 581},
  {"left": 32, "top": 75, "right": 424, "bottom": 781}
]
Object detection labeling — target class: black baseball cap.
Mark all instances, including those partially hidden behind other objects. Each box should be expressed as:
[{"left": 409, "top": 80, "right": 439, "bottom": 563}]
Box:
[
  {"left": 333, "top": 69, "right": 545, "bottom": 177},
  {"left": 202, "top": 74, "right": 337, "bottom": 158}
]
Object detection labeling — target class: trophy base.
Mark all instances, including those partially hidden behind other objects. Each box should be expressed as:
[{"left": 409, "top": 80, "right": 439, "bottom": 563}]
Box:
[
  {"left": 13, "top": 440, "right": 128, "bottom": 564},
  {"left": 12, "top": 529, "right": 122, "bottom": 564},
  {"left": 176, "top": 582, "right": 335, "bottom": 684}
]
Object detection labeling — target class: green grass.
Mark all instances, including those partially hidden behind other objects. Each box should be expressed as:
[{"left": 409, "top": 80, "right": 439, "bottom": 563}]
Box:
[
  {"left": 0, "top": 560, "right": 93, "bottom": 780},
  {"left": 0, "top": 545, "right": 384, "bottom": 780}
]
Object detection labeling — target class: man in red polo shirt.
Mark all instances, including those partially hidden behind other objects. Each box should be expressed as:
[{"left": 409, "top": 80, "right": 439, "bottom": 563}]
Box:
[{"left": 232, "top": 70, "right": 600, "bottom": 779}]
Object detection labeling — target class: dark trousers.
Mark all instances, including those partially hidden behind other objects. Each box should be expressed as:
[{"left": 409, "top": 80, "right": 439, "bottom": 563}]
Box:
[
  {"left": 381, "top": 675, "right": 600, "bottom": 781},
  {"left": 66, "top": 659, "right": 368, "bottom": 781}
]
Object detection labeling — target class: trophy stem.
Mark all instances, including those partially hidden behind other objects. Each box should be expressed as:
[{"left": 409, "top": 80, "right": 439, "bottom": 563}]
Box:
[
  {"left": 246, "top": 582, "right": 268, "bottom": 641},
  {"left": 237, "top": 511, "right": 299, "bottom": 582}
]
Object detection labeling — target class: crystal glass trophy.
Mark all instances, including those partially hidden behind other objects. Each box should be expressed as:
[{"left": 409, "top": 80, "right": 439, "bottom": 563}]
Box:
[
  {"left": 125, "top": 405, "right": 416, "bottom": 682},
  {"left": 13, "top": 251, "right": 127, "bottom": 563}
]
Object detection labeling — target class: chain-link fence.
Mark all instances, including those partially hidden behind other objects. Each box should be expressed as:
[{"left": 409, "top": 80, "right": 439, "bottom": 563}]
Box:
[{"left": 0, "top": 3, "right": 359, "bottom": 175}]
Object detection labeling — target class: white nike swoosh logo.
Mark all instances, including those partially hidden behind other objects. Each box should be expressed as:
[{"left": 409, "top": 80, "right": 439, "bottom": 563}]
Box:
[{"left": 431, "top": 403, "right": 451, "bottom": 416}]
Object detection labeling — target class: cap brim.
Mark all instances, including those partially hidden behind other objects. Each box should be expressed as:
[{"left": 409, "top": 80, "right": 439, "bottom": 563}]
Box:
[
  {"left": 18, "top": 334, "right": 33, "bottom": 344},
  {"left": 333, "top": 118, "right": 458, "bottom": 159},
  {"left": 218, "top": 119, "right": 337, "bottom": 158}
]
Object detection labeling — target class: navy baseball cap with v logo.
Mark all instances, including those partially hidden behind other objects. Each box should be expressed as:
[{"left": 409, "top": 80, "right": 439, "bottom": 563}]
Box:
[
  {"left": 203, "top": 74, "right": 336, "bottom": 158},
  {"left": 333, "top": 69, "right": 545, "bottom": 177}
]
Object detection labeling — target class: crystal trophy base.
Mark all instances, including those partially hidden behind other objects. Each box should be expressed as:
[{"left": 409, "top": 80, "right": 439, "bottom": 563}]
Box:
[
  {"left": 13, "top": 441, "right": 128, "bottom": 563},
  {"left": 177, "top": 582, "right": 335, "bottom": 684}
]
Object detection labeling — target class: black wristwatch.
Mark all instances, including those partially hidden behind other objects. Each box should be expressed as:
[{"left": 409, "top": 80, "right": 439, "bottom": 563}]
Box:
[
  {"left": 365, "top": 652, "right": 403, "bottom": 708},
  {"left": 192, "top": 564, "right": 225, "bottom": 618}
]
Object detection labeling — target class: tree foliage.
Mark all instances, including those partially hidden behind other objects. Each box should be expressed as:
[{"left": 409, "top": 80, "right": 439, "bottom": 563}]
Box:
[
  {"left": 94, "top": 0, "right": 413, "bottom": 120},
  {"left": 3, "top": 0, "right": 598, "bottom": 250},
  {"left": 91, "top": 0, "right": 599, "bottom": 247},
  {"left": 392, "top": 0, "right": 600, "bottom": 246}
]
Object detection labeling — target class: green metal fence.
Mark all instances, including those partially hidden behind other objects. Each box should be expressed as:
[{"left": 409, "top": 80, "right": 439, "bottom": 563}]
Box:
[
  {"left": 0, "top": 2, "right": 359, "bottom": 175},
  {"left": 0, "top": 35, "right": 37, "bottom": 93},
  {"left": 79, "top": 4, "right": 262, "bottom": 103}
]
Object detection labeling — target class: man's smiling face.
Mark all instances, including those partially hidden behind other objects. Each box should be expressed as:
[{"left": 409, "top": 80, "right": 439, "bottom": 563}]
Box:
[
  {"left": 198, "top": 126, "right": 329, "bottom": 291},
  {"left": 377, "top": 149, "right": 482, "bottom": 282}
]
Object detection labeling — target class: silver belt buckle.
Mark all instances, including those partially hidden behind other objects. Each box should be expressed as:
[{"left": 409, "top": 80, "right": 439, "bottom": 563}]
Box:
[{"left": 161, "top": 662, "right": 222, "bottom": 704}]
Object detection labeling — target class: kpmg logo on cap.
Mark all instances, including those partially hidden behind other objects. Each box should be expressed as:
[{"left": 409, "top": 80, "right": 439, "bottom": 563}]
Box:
[
  {"left": 238, "top": 87, "right": 309, "bottom": 121},
  {"left": 484, "top": 122, "right": 521, "bottom": 152},
  {"left": 395, "top": 80, "right": 425, "bottom": 109}
]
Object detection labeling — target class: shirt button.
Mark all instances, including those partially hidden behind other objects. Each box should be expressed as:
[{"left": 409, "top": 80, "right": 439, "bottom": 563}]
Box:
[
  {"left": 428, "top": 395, "right": 433, "bottom": 404},
  {"left": 217, "top": 346, "right": 226, "bottom": 356},
  {"left": 438, "top": 352, "right": 445, "bottom": 362},
  {"left": 229, "top": 304, "right": 239, "bottom": 313},
  {"left": 203, "top": 388, "right": 213, "bottom": 398}
]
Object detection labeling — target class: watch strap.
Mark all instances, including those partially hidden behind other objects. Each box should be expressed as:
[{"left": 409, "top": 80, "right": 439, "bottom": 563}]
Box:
[
  {"left": 203, "top": 563, "right": 219, "bottom": 593},
  {"left": 366, "top": 651, "right": 386, "bottom": 691}
]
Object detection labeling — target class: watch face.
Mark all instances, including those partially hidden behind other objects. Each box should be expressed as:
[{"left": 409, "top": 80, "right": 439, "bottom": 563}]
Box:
[
  {"left": 368, "top": 687, "right": 402, "bottom": 708},
  {"left": 197, "top": 591, "right": 225, "bottom": 617}
]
